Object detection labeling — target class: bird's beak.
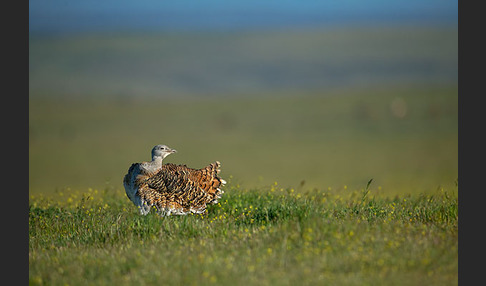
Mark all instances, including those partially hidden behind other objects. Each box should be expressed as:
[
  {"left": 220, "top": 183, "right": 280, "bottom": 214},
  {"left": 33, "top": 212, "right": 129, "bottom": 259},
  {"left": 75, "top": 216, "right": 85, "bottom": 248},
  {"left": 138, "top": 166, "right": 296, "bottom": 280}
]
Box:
[{"left": 171, "top": 149, "right": 177, "bottom": 153}]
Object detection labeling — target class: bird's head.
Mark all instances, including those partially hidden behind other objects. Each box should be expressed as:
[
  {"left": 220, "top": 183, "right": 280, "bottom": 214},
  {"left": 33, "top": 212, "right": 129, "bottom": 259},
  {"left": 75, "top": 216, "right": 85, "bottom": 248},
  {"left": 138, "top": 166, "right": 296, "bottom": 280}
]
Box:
[{"left": 151, "top": 144, "right": 177, "bottom": 160}]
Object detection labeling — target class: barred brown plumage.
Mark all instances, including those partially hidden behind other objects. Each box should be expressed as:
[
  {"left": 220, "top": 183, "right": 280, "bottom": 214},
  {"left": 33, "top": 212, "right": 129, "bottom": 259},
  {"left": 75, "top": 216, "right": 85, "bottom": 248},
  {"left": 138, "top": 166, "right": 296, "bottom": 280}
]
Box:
[{"left": 123, "top": 144, "right": 226, "bottom": 216}]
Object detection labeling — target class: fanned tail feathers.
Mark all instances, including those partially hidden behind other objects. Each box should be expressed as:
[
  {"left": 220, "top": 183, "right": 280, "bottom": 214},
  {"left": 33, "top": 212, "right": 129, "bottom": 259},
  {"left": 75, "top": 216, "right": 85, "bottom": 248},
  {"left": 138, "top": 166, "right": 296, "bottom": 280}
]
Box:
[{"left": 134, "top": 161, "right": 226, "bottom": 216}]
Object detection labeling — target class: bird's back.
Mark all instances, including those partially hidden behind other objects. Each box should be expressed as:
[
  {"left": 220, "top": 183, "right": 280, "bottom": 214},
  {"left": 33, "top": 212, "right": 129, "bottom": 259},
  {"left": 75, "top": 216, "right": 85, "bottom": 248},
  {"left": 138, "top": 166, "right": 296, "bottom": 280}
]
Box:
[{"left": 136, "top": 161, "right": 225, "bottom": 215}]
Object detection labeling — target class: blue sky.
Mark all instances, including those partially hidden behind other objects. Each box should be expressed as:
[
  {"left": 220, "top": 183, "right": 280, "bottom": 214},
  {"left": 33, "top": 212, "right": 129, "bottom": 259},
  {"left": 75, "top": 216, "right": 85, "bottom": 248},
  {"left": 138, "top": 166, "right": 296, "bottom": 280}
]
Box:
[{"left": 30, "top": 0, "right": 458, "bottom": 33}]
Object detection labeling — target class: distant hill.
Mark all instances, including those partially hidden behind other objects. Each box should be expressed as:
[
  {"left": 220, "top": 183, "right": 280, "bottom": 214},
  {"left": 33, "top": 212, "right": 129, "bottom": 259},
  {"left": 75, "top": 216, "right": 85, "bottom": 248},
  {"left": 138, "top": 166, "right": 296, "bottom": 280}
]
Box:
[{"left": 29, "top": 26, "right": 457, "bottom": 99}]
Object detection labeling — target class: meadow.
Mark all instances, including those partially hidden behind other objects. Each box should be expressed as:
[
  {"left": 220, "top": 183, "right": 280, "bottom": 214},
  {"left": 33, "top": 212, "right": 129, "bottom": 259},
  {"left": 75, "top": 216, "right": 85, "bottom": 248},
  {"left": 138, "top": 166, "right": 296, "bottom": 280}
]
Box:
[
  {"left": 29, "top": 83, "right": 458, "bottom": 285},
  {"left": 29, "top": 26, "right": 458, "bottom": 285},
  {"left": 29, "top": 180, "right": 457, "bottom": 285}
]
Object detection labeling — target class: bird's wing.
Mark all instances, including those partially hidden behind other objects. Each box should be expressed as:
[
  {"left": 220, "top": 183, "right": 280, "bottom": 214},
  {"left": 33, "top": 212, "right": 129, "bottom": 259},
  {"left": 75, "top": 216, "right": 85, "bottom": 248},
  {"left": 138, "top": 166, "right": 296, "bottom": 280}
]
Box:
[
  {"left": 142, "top": 162, "right": 224, "bottom": 212},
  {"left": 123, "top": 163, "right": 143, "bottom": 202}
]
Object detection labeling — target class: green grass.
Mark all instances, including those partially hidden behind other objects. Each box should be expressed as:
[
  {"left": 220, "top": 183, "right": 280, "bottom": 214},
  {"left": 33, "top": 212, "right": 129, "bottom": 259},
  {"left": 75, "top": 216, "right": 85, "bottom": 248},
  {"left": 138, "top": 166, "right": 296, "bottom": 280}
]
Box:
[{"left": 29, "top": 181, "right": 458, "bottom": 285}]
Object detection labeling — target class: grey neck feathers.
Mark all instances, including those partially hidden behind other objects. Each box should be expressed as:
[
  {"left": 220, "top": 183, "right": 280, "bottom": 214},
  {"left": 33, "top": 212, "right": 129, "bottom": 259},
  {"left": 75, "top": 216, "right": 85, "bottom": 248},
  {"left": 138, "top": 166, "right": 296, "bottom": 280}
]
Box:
[
  {"left": 145, "top": 156, "right": 163, "bottom": 172},
  {"left": 152, "top": 156, "right": 163, "bottom": 166}
]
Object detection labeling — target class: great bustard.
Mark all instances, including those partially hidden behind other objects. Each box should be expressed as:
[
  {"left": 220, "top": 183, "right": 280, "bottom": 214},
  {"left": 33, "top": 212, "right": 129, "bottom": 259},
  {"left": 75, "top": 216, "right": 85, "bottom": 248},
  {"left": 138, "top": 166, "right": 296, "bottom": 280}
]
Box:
[{"left": 123, "top": 144, "right": 226, "bottom": 216}]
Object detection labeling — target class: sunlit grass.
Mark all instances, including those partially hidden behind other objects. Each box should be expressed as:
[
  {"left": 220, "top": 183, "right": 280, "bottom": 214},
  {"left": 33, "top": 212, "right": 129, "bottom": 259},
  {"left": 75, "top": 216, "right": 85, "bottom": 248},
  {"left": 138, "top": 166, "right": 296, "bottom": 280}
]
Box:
[{"left": 29, "top": 181, "right": 458, "bottom": 285}]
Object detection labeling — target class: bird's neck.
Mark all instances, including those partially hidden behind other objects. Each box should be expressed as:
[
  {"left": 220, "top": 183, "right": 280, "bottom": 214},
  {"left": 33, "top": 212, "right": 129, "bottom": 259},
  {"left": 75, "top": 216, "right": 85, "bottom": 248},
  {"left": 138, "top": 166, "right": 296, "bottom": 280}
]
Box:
[
  {"left": 146, "top": 156, "right": 164, "bottom": 172},
  {"left": 152, "top": 156, "right": 163, "bottom": 166}
]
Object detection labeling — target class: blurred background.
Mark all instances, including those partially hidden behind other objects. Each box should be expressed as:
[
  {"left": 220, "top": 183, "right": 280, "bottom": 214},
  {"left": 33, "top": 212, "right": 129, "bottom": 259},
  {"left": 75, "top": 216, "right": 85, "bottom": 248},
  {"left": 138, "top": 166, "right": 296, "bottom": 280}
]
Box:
[{"left": 29, "top": 0, "right": 458, "bottom": 195}]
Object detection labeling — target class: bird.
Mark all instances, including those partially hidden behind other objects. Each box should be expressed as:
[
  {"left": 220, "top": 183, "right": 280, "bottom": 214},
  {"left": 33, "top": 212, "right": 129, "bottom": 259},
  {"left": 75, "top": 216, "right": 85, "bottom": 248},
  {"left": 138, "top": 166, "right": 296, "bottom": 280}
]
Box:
[{"left": 123, "top": 144, "right": 226, "bottom": 216}]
